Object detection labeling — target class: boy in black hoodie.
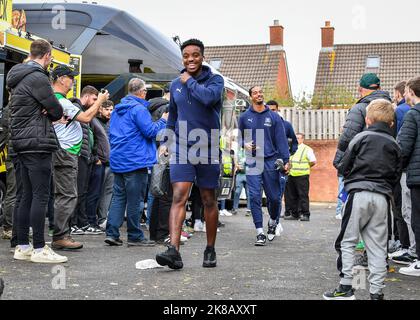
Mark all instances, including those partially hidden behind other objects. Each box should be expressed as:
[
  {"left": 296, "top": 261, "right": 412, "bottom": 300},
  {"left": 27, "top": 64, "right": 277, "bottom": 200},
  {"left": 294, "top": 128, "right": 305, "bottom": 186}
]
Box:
[{"left": 324, "top": 99, "right": 402, "bottom": 300}]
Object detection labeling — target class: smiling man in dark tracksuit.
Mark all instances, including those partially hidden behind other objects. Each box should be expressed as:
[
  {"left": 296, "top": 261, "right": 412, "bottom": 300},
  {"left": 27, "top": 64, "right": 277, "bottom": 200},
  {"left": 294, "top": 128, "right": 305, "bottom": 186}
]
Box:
[
  {"left": 239, "top": 86, "right": 290, "bottom": 246},
  {"left": 156, "top": 39, "right": 224, "bottom": 270}
]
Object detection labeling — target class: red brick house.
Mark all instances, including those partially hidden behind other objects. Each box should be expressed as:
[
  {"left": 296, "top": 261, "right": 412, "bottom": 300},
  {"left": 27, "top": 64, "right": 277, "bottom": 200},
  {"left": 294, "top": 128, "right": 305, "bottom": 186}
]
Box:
[
  {"left": 205, "top": 21, "right": 292, "bottom": 102},
  {"left": 314, "top": 21, "right": 420, "bottom": 106}
]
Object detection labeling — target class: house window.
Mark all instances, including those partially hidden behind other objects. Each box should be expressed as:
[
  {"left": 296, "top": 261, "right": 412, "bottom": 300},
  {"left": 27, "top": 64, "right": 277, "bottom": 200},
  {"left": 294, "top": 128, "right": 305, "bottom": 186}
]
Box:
[
  {"left": 366, "top": 56, "right": 381, "bottom": 69},
  {"left": 209, "top": 59, "right": 222, "bottom": 70}
]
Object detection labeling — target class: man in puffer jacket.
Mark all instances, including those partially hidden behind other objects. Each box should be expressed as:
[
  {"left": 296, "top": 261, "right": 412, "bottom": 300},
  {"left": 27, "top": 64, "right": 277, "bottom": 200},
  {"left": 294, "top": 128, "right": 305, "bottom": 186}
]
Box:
[
  {"left": 397, "top": 76, "right": 420, "bottom": 277},
  {"left": 6, "top": 39, "right": 65, "bottom": 264},
  {"left": 333, "top": 73, "right": 393, "bottom": 169}
]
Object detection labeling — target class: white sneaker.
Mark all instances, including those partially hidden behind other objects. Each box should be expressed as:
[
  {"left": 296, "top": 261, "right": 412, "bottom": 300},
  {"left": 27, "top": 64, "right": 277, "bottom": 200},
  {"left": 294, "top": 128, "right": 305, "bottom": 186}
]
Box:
[
  {"left": 30, "top": 245, "right": 68, "bottom": 264},
  {"left": 180, "top": 235, "right": 188, "bottom": 243},
  {"left": 223, "top": 210, "right": 233, "bottom": 217},
  {"left": 335, "top": 214, "right": 342, "bottom": 220},
  {"left": 399, "top": 260, "right": 420, "bottom": 277},
  {"left": 99, "top": 220, "right": 107, "bottom": 230},
  {"left": 14, "top": 245, "right": 33, "bottom": 261},
  {"left": 194, "top": 222, "right": 205, "bottom": 232},
  {"left": 275, "top": 223, "right": 284, "bottom": 237}
]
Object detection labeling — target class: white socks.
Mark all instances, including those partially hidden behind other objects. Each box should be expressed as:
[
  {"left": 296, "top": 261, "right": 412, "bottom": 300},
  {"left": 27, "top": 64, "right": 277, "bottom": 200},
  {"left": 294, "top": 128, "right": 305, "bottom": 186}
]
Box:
[{"left": 256, "top": 228, "right": 264, "bottom": 235}]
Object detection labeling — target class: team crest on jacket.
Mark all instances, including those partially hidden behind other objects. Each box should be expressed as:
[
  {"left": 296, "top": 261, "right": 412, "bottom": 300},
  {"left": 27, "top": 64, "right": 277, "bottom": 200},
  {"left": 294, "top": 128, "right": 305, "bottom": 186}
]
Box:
[{"left": 264, "top": 117, "right": 272, "bottom": 127}]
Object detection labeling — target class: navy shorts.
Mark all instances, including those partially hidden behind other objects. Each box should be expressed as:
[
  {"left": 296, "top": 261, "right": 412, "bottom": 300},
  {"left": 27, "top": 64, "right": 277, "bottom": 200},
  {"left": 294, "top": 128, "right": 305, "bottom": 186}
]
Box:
[{"left": 170, "top": 162, "right": 220, "bottom": 189}]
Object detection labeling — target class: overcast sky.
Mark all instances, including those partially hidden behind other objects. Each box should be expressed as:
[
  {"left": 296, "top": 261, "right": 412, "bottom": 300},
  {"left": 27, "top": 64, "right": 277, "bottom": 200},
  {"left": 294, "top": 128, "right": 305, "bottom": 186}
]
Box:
[{"left": 16, "top": 0, "right": 420, "bottom": 97}]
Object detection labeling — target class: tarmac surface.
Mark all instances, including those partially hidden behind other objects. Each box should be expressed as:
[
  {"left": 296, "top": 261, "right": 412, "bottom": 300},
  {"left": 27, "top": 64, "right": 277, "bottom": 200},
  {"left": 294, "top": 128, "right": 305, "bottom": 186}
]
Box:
[{"left": 1, "top": 204, "right": 419, "bottom": 300}]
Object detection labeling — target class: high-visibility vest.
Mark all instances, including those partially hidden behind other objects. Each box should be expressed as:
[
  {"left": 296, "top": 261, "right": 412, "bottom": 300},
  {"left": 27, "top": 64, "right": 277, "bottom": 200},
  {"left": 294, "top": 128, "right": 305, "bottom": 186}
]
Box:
[
  {"left": 290, "top": 144, "right": 311, "bottom": 177},
  {"left": 222, "top": 154, "right": 233, "bottom": 176}
]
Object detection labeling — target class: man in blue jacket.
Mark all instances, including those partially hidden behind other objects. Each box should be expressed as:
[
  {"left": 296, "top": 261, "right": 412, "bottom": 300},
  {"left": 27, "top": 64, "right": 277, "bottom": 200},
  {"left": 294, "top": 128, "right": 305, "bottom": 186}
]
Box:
[
  {"left": 239, "top": 87, "right": 290, "bottom": 246},
  {"left": 105, "top": 78, "right": 168, "bottom": 247},
  {"left": 156, "top": 39, "right": 224, "bottom": 270}
]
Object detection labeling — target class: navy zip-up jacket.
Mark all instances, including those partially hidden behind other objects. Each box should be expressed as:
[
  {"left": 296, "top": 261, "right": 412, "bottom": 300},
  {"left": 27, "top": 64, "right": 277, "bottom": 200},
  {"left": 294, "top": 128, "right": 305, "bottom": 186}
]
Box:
[
  {"left": 238, "top": 106, "right": 290, "bottom": 164},
  {"left": 396, "top": 99, "right": 411, "bottom": 133},
  {"left": 284, "top": 119, "right": 298, "bottom": 155},
  {"left": 167, "top": 65, "right": 224, "bottom": 150}
]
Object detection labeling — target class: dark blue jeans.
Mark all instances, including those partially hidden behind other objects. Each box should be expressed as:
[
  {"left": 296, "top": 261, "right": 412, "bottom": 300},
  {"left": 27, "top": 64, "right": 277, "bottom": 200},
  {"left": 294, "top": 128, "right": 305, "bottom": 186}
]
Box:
[
  {"left": 106, "top": 169, "right": 149, "bottom": 241},
  {"left": 86, "top": 164, "right": 106, "bottom": 226}
]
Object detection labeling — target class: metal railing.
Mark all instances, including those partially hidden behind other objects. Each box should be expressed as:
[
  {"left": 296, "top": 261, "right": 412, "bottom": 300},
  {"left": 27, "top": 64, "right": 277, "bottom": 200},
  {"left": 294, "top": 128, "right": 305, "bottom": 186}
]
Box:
[{"left": 280, "top": 108, "right": 348, "bottom": 140}]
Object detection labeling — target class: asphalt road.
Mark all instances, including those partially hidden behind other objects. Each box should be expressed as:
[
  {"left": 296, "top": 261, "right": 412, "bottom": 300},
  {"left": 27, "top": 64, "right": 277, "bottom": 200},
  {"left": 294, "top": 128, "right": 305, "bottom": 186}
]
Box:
[{"left": 0, "top": 204, "right": 419, "bottom": 300}]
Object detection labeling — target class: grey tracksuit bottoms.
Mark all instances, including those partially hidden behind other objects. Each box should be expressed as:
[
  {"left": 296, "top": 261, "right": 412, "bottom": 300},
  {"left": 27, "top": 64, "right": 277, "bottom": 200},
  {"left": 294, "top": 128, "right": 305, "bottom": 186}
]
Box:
[{"left": 335, "top": 191, "right": 389, "bottom": 295}]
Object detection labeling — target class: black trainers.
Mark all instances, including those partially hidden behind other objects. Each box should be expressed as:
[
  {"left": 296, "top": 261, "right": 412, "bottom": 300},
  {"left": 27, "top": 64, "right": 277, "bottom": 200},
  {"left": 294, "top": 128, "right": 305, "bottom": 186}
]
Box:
[
  {"left": 104, "top": 237, "right": 123, "bottom": 246},
  {"left": 323, "top": 285, "right": 356, "bottom": 300},
  {"left": 156, "top": 245, "right": 184, "bottom": 270},
  {"left": 203, "top": 247, "right": 217, "bottom": 268},
  {"left": 370, "top": 293, "right": 384, "bottom": 300},
  {"left": 300, "top": 215, "right": 310, "bottom": 222},
  {"left": 267, "top": 223, "right": 276, "bottom": 242},
  {"left": 284, "top": 215, "right": 300, "bottom": 221},
  {"left": 391, "top": 252, "right": 416, "bottom": 265},
  {"left": 255, "top": 233, "right": 267, "bottom": 247},
  {"left": 127, "top": 239, "right": 155, "bottom": 247}
]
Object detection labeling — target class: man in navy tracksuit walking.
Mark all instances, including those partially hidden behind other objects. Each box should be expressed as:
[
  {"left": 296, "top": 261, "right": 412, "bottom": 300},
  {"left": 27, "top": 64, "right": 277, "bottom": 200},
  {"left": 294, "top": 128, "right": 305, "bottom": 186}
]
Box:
[
  {"left": 156, "top": 39, "right": 224, "bottom": 270},
  {"left": 239, "top": 86, "right": 290, "bottom": 246}
]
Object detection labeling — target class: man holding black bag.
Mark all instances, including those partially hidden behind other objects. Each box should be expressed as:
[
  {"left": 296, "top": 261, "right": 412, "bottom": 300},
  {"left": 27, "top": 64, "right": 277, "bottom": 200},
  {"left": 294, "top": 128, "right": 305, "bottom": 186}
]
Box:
[{"left": 149, "top": 84, "right": 172, "bottom": 243}]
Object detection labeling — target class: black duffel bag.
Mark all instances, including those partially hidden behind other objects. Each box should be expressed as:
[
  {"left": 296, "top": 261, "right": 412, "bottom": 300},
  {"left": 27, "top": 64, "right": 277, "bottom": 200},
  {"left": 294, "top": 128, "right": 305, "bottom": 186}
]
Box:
[{"left": 150, "top": 154, "right": 171, "bottom": 198}]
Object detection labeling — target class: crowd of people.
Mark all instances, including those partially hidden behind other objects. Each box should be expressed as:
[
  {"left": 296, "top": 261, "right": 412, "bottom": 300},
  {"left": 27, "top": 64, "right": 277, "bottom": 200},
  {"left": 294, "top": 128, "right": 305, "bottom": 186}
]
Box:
[
  {"left": 324, "top": 74, "right": 420, "bottom": 300},
  {"left": 0, "top": 37, "right": 419, "bottom": 301}
]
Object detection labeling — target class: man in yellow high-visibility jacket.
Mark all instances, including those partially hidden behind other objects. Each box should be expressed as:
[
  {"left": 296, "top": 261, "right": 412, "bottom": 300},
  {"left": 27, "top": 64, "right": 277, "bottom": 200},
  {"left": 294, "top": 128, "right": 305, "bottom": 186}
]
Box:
[{"left": 284, "top": 133, "right": 317, "bottom": 222}]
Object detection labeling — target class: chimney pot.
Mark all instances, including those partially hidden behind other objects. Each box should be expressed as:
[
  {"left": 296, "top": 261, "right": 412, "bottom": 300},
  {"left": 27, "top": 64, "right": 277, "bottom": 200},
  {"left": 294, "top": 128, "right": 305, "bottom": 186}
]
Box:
[
  {"left": 321, "top": 21, "right": 334, "bottom": 49},
  {"left": 270, "top": 21, "right": 284, "bottom": 47}
]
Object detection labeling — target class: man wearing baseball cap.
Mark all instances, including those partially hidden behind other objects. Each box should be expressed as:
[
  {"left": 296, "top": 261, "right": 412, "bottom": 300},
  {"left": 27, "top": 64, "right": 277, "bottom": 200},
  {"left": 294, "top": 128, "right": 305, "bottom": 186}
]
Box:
[
  {"left": 333, "top": 73, "right": 393, "bottom": 169},
  {"left": 333, "top": 73, "right": 394, "bottom": 268},
  {"left": 51, "top": 65, "right": 109, "bottom": 253}
]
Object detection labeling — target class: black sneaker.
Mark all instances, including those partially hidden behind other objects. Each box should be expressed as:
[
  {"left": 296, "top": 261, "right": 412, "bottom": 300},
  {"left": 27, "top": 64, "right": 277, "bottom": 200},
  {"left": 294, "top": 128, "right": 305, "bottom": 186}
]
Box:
[
  {"left": 284, "top": 215, "right": 300, "bottom": 221},
  {"left": 300, "top": 215, "right": 310, "bottom": 222},
  {"left": 323, "top": 285, "right": 356, "bottom": 300},
  {"left": 203, "top": 247, "right": 217, "bottom": 268},
  {"left": 267, "top": 223, "right": 276, "bottom": 242},
  {"left": 156, "top": 245, "right": 184, "bottom": 270},
  {"left": 392, "top": 253, "right": 416, "bottom": 265},
  {"left": 255, "top": 233, "right": 267, "bottom": 247},
  {"left": 218, "top": 221, "right": 225, "bottom": 228},
  {"left": 84, "top": 225, "right": 105, "bottom": 235},
  {"left": 127, "top": 239, "right": 155, "bottom": 247},
  {"left": 370, "top": 293, "right": 384, "bottom": 300},
  {"left": 104, "top": 237, "right": 123, "bottom": 246}
]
